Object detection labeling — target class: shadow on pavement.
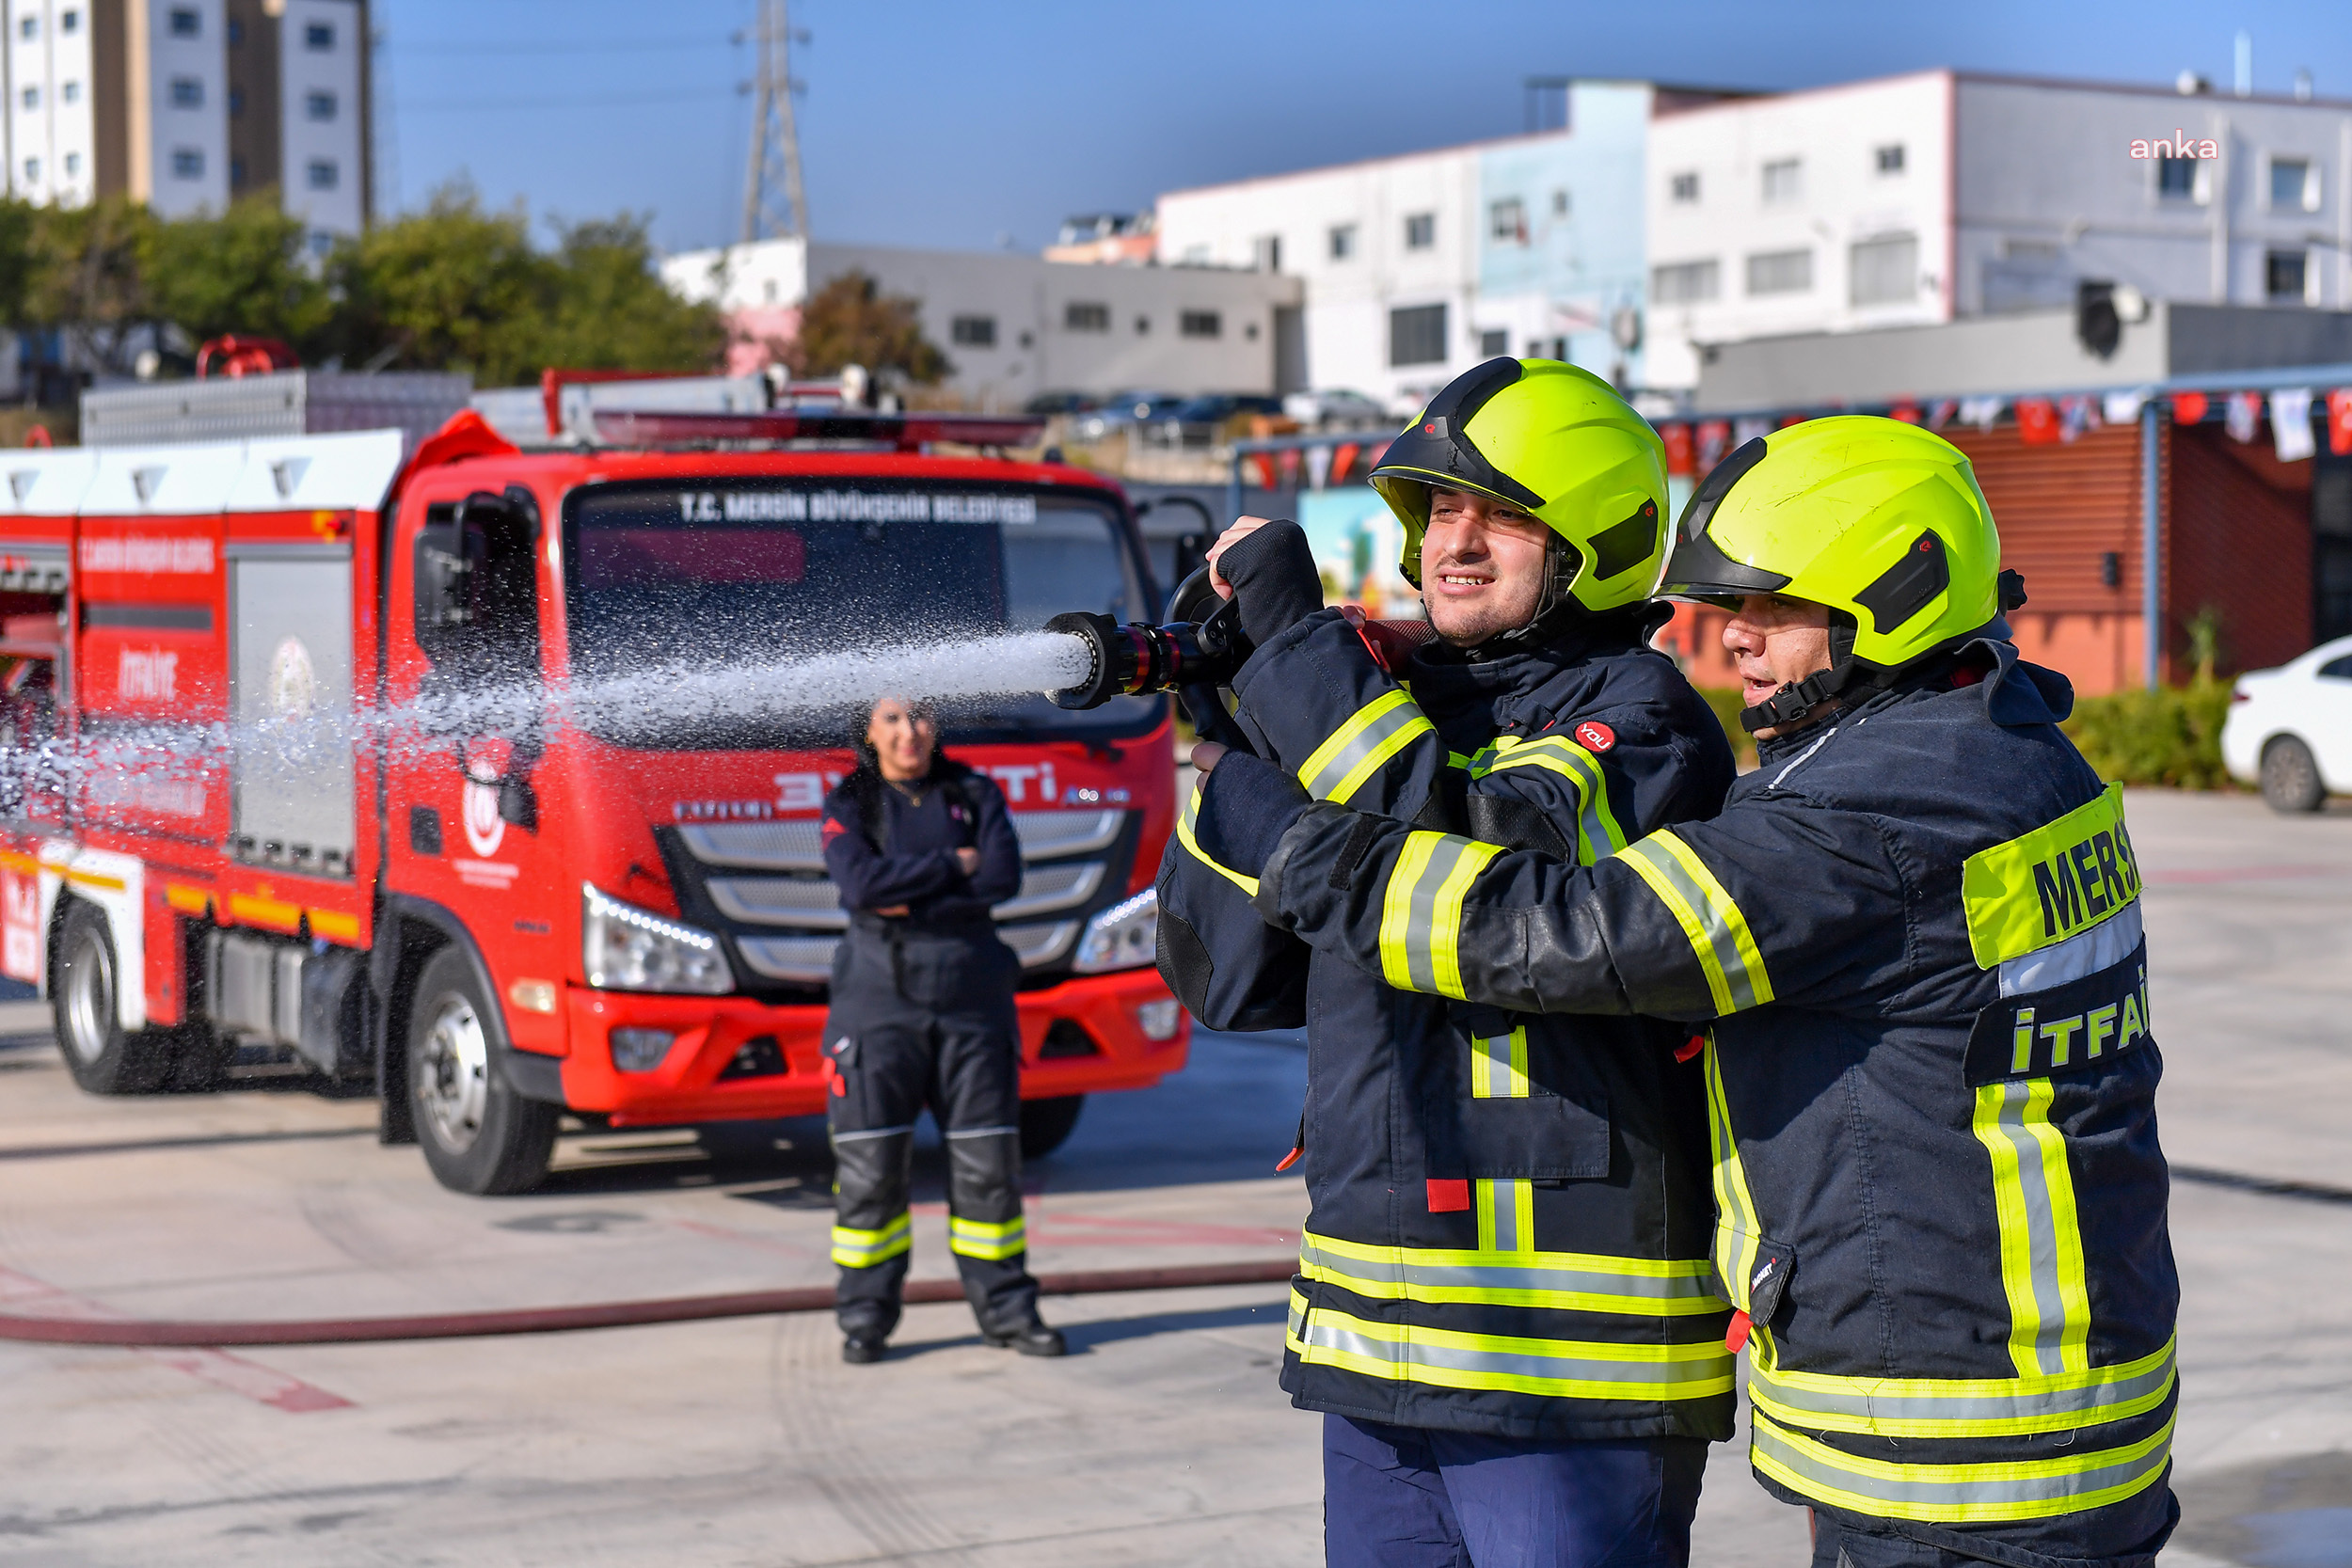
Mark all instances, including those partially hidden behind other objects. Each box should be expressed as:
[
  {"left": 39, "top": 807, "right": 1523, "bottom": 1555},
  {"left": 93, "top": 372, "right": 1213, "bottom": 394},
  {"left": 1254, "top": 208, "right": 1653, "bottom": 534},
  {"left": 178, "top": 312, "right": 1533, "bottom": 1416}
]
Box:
[{"left": 881, "top": 1296, "right": 1290, "bottom": 1360}]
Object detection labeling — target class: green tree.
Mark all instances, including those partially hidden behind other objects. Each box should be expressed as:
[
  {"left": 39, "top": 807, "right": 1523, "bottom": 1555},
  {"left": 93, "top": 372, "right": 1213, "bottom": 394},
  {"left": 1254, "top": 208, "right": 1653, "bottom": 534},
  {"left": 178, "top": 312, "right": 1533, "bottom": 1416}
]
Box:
[
  {"left": 27, "top": 197, "right": 157, "bottom": 376},
  {"left": 788, "top": 270, "right": 950, "bottom": 384},
  {"left": 141, "top": 194, "right": 334, "bottom": 354},
  {"left": 532, "top": 214, "right": 725, "bottom": 373},
  {"left": 0, "top": 195, "right": 42, "bottom": 331},
  {"left": 325, "top": 183, "right": 552, "bottom": 383}
]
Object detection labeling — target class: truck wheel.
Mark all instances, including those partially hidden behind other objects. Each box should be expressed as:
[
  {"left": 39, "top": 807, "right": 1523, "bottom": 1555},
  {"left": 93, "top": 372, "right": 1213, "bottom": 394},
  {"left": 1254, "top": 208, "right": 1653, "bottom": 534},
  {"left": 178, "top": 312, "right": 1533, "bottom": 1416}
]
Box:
[
  {"left": 2260, "top": 736, "right": 2327, "bottom": 814},
  {"left": 407, "top": 947, "right": 557, "bottom": 1196},
  {"left": 52, "top": 901, "right": 168, "bottom": 1094},
  {"left": 1018, "top": 1094, "right": 1086, "bottom": 1160}
]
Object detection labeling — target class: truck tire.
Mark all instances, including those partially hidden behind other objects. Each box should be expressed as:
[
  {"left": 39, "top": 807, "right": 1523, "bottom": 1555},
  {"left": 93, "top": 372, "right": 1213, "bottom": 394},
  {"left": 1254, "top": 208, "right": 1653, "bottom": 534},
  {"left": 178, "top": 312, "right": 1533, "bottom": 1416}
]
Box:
[
  {"left": 52, "top": 901, "right": 175, "bottom": 1095},
  {"left": 2260, "top": 736, "right": 2327, "bottom": 814},
  {"left": 407, "top": 947, "right": 557, "bottom": 1196},
  {"left": 1018, "top": 1094, "right": 1085, "bottom": 1160}
]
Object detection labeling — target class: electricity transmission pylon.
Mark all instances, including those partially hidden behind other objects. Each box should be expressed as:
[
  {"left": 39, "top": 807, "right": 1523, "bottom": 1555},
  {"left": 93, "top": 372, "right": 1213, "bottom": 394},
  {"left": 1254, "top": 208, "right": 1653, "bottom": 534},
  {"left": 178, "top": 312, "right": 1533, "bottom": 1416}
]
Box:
[{"left": 740, "top": 0, "right": 809, "bottom": 241}]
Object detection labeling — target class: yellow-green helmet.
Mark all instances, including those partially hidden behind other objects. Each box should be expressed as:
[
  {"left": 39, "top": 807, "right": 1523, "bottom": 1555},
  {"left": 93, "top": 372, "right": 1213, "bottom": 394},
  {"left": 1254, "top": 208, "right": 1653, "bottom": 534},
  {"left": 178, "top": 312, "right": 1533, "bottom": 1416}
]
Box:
[
  {"left": 1370, "top": 357, "right": 1669, "bottom": 616},
  {"left": 1661, "top": 416, "right": 2006, "bottom": 672}
]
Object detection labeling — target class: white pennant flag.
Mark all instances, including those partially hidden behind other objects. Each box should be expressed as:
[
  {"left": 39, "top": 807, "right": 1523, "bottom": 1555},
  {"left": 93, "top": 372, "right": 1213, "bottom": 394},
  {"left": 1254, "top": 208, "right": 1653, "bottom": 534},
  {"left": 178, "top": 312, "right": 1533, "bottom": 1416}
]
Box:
[
  {"left": 1305, "top": 444, "right": 1332, "bottom": 491},
  {"left": 2271, "top": 388, "right": 2315, "bottom": 462}
]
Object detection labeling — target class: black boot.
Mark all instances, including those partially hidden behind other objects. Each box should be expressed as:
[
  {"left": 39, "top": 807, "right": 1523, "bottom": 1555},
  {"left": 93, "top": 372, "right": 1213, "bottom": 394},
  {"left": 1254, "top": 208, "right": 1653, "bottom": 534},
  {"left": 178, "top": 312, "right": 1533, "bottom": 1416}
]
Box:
[
  {"left": 842, "top": 1332, "right": 888, "bottom": 1365},
  {"left": 982, "top": 1320, "right": 1066, "bottom": 1357}
]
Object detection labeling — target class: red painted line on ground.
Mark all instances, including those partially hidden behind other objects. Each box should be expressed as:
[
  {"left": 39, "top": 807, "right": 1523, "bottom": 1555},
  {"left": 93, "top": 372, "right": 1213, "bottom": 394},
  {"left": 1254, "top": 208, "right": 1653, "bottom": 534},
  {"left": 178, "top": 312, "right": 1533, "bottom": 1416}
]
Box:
[{"left": 0, "top": 1264, "right": 354, "bottom": 1410}]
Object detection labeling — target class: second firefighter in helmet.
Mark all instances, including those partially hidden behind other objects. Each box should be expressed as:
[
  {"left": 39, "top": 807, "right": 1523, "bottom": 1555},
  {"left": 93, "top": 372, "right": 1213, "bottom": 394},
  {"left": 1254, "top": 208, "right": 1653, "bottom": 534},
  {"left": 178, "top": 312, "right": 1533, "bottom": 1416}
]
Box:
[{"left": 1168, "top": 358, "right": 1737, "bottom": 1565}]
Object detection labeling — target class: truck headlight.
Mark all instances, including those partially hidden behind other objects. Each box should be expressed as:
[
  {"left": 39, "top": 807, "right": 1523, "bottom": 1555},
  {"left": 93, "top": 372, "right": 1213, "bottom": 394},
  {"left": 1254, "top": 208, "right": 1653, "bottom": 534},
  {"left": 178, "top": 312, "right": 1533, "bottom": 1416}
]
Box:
[
  {"left": 582, "top": 883, "right": 733, "bottom": 994},
  {"left": 1073, "top": 888, "right": 1156, "bottom": 974}
]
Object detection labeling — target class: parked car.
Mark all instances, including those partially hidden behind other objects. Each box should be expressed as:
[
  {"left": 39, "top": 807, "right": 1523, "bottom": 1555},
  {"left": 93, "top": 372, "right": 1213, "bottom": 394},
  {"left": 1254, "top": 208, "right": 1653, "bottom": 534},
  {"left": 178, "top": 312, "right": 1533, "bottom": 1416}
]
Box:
[
  {"left": 1282, "top": 388, "right": 1391, "bottom": 427},
  {"left": 1025, "top": 390, "right": 1104, "bottom": 416},
  {"left": 2220, "top": 635, "right": 2352, "bottom": 812},
  {"left": 1073, "top": 392, "right": 1185, "bottom": 441},
  {"left": 1167, "top": 393, "right": 1286, "bottom": 426}
]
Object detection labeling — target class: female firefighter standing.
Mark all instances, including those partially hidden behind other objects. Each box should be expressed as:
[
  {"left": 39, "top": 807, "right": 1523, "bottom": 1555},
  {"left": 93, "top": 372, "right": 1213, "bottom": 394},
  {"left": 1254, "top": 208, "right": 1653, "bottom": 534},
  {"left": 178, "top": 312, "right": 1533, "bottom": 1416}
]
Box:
[{"left": 818, "top": 696, "right": 1065, "bottom": 1364}]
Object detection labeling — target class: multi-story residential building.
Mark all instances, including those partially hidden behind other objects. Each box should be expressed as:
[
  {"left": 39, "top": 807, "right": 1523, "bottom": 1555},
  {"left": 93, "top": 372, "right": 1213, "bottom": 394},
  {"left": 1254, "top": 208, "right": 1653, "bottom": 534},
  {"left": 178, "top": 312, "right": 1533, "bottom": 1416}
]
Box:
[
  {"left": 1645, "top": 70, "right": 2352, "bottom": 388},
  {"left": 2, "top": 0, "right": 367, "bottom": 244},
  {"left": 660, "top": 236, "right": 1305, "bottom": 409},
  {"left": 1152, "top": 82, "right": 1742, "bottom": 408}
]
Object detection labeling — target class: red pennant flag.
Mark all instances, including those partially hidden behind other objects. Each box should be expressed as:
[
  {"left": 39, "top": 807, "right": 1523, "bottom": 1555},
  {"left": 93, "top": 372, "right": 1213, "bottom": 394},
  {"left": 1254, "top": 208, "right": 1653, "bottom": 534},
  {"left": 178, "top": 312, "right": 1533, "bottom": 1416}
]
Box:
[
  {"left": 1889, "top": 403, "right": 1922, "bottom": 425},
  {"left": 2328, "top": 389, "right": 2352, "bottom": 456},
  {"left": 1778, "top": 414, "right": 1809, "bottom": 429},
  {"left": 2016, "top": 398, "right": 2061, "bottom": 445},
  {"left": 1250, "top": 452, "right": 1278, "bottom": 489},
  {"left": 1661, "top": 423, "right": 1694, "bottom": 476},
  {"left": 2170, "top": 390, "right": 2209, "bottom": 425},
  {"left": 1330, "top": 441, "right": 1361, "bottom": 484}
]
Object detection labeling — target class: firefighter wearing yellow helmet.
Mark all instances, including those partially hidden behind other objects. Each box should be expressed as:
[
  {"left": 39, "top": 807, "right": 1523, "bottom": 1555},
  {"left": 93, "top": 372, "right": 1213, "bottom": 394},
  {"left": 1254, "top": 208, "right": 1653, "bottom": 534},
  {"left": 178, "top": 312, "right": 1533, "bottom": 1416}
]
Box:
[
  {"left": 1156, "top": 359, "right": 1740, "bottom": 1564},
  {"left": 1190, "top": 416, "right": 2182, "bottom": 1568}
]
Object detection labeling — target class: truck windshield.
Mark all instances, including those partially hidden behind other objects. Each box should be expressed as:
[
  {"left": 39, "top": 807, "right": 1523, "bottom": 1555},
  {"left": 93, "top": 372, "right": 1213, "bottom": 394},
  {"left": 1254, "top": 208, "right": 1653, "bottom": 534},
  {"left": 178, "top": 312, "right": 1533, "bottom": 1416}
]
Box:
[{"left": 562, "top": 479, "right": 1161, "bottom": 749}]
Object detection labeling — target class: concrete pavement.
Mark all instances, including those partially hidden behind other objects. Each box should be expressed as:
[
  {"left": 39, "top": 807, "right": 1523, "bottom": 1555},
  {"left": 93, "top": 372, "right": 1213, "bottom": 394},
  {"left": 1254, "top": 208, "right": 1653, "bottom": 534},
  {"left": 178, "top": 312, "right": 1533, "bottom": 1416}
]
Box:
[{"left": 0, "top": 786, "right": 2344, "bottom": 1564}]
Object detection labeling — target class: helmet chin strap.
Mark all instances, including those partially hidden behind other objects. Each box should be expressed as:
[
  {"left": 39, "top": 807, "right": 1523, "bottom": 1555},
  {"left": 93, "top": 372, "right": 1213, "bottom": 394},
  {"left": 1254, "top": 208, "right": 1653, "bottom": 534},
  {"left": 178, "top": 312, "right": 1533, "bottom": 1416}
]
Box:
[{"left": 1468, "top": 534, "right": 1587, "bottom": 651}]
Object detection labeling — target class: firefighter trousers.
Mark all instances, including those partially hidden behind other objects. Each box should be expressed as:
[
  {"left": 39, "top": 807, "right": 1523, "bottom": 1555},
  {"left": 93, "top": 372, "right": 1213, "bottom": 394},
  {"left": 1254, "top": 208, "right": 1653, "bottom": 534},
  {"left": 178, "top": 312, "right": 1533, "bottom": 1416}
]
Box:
[{"left": 823, "top": 921, "right": 1038, "bottom": 1340}]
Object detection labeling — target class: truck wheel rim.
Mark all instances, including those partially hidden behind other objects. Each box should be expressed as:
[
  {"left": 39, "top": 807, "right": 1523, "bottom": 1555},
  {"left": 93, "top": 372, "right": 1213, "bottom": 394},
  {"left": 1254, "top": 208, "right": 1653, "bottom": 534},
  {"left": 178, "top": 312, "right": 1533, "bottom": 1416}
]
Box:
[
  {"left": 62, "top": 930, "right": 111, "bottom": 1065},
  {"left": 416, "top": 995, "right": 489, "bottom": 1153}
]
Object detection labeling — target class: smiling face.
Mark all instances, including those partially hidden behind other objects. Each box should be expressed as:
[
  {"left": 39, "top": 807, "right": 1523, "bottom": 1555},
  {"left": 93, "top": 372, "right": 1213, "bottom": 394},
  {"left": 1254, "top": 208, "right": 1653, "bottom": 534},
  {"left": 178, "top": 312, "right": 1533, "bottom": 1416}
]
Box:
[
  {"left": 866, "top": 698, "right": 938, "bottom": 782},
  {"left": 1419, "top": 488, "right": 1555, "bottom": 647},
  {"left": 1722, "top": 594, "right": 1836, "bottom": 736}
]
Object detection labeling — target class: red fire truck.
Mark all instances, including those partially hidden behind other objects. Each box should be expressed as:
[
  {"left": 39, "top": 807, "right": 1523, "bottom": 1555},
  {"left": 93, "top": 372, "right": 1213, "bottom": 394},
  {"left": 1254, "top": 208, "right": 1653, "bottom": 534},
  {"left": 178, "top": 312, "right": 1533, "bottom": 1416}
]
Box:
[{"left": 4, "top": 387, "right": 1188, "bottom": 1193}]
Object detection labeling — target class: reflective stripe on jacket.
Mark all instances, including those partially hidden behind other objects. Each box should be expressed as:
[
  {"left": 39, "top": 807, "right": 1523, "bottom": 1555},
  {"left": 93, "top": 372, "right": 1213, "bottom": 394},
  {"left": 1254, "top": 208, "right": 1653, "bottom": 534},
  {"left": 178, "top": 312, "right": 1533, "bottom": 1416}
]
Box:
[
  {"left": 1248, "top": 643, "right": 2179, "bottom": 1564},
  {"left": 1159, "top": 605, "right": 1740, "bottom": 1443}
]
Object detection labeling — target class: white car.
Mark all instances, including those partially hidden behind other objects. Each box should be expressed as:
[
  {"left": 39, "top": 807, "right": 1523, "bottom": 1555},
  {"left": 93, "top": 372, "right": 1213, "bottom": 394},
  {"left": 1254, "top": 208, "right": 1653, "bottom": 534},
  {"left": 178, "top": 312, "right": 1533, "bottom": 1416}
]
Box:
[{"left": 2221, "top": 634, "right": 2352, "bottom": 812}]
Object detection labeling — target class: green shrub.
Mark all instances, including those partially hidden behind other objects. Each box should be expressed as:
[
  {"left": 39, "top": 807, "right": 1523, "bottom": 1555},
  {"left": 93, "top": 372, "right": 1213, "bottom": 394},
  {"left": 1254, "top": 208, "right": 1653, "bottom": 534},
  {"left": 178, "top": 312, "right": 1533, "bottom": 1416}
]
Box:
[{"left": 2060, "top": 683, "right": 2236, "bottom": 790}]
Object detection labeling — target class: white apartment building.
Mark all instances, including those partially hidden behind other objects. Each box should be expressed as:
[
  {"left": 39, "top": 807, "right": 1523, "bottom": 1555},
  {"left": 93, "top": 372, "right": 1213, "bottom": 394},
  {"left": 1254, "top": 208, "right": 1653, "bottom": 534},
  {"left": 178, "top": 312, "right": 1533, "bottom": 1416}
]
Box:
[
  {"left": 663, "top": 237, "right": 1305, "bottom": 409},
  {"left": 1645, "top": 71, "right": 2352, "bottom": 388},
  {"left": 1, "top": 0, "right": 366, "bottom": 242},
  {"left": 1152, "top": 83, "right": 1732, "bottom": 407}
]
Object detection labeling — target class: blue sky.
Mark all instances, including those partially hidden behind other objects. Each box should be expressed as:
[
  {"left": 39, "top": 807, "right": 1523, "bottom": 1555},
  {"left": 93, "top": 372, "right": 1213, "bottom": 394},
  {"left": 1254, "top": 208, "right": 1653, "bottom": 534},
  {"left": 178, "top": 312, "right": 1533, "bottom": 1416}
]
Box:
[{"left": 379, "top": 0, "right": 2352, "bottom": 257}]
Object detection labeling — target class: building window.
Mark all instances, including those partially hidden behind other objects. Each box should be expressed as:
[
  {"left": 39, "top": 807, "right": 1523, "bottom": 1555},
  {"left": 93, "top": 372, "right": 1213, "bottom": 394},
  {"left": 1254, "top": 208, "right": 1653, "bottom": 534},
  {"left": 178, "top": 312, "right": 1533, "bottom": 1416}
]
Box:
[
  {"left": 19, "top": 87, "right": 37, "bottom": 111},
  {"left": 306, "top": 158, "right": 338, "bottom": 190},
  {"left": 227, "top": 17, "right": 242, "bottom": 44},
  {"left": 61, "top": 81, "right": 79, "bottom": 103},
  {"left": 2267, "top": 249, "right": 2309, "bottom": 302},
  {"left": 950, "top": 315, "right": 996, "bottom": 348},
  {"left": 1746, "top": 247, "right": 1813, "bottom": 295},
  {"left": 229, "top": 87, "right": 245, "bottom": 117},
  {"left": 2271, "top": 157, "right": 2314, "bottom": 211},
  {"left": 60, "top": 8, "right": 77, "bottom": 30},
  {"left": 17, "top": 16, "right": 33, "bottom": 40},
  {"left": 1404, "top": 212, "right": 1436, "bottom": 249},
  {"left": 1064, "top": 301, "right": 1109, "bottom": 333},
  {"left": 21, "top": 158, "right": 37, "bottom": 183},
  {"left": 1478, "top": 328, "right": 1509, "bottom": 357},
  {"left": 1670, "top": 171, "right": 1699, "bottom": 203},
  {"left": 168, "top": 7, "right": 199, "bottom": 38},
  {"left": 1390, "top": 303, "right": 1447, "bottom": 366},
  {"left": 309, "top": 230, "right": 333, "bottom": 257},
  {"left": 1876, "top": 143, "right": 1906, "bottom": 175},
  {"left": 1761, "top": 158, "right": 1802, "bottom": 204},
  {"left": 1252, "top": 234, "right": 1281, "bottom": 272},
  {"left": 230, "top": 155, "right": 246, "bottom": 187},
  {"left": 1551, "top": 188, "right": 1568, "bottom": 215},
  {"left": 1651, "top": 259, "right": 1721, "bottom": 304},
  {"left": 2156, "top": 155, "right": 2198, "bottom": 199},
  {"left": 306, "top": 90, "right": 337, "bottom": 121},
  {"left": 173, "top": 148, "right": 204, "bottom": 179},
  {"left": 170, "top": 77, "right": 204, "bottom": 109},
  {"left": 62, "top": 151, "right": 79, "bottom": 176},
  {"left": 1328, "top": 223, "right": 1357, "bottom": 261},
  {"left": 1180, "top": 309, "right": 1221, "bottom": 339},
  {"left": 305, "top": 21, "right": 335, "bottom": 50},
  {"left": 1850, "top": 233, "right": 1919, "bottom": 305},
  {"left": 1488, "top": 198, "right": 1525, "bottom": 243}
]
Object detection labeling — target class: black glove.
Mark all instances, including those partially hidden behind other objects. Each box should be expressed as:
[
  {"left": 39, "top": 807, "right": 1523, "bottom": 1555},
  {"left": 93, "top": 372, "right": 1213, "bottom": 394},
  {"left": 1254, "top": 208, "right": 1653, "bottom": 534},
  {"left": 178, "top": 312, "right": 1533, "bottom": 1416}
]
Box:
[
  {"left": 1197, "top": 752, "right": 1312, "bottom": 879},
  {"left": 1216, "top": 519, "right": 1324, "bottom": 648}
]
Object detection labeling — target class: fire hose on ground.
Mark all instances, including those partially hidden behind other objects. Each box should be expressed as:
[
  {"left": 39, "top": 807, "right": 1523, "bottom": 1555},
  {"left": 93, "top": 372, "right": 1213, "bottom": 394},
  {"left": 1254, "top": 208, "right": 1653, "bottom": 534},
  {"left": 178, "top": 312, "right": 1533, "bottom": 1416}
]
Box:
[{"left": 0, "top": 1259, "right": 1300, "bottom": 1348}]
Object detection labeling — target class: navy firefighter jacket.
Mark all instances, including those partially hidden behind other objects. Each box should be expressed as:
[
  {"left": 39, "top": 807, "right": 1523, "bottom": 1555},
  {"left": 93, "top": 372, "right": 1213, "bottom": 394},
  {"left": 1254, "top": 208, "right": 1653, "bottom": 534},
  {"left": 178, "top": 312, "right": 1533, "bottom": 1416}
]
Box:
[
  {"left": 1233, "top": 642, "right": 2179, "bottom": 1567},
  {"left": 1159, "top": 602, "right": 1739, "bottom": 1444},
  {"left": 821, "top": 761, "right": 1021, "bottom": 927}
]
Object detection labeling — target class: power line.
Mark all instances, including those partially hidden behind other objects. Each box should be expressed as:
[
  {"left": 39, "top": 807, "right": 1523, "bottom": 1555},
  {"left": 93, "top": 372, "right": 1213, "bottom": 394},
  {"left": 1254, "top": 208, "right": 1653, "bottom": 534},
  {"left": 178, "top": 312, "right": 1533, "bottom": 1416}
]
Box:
[
  {"left": 402, "top": 87, "right": 721, "bottom": 112},
  {"left": 392, "top": 37, "right": 732, "bottom": 55}
]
